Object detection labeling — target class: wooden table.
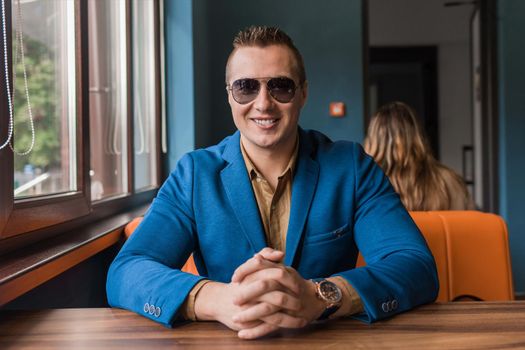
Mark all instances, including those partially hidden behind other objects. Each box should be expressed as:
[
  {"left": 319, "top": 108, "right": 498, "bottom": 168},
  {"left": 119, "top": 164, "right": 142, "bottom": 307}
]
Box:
[{"left": 1, "top": 302, "right": 524, "bottom": 349}]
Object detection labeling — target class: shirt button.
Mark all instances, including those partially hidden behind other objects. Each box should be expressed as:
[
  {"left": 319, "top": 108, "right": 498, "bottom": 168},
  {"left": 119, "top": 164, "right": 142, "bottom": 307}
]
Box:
[
  {"left": 143, "top": 303, "right": 150, "bottom": 313},
  {"left": 155, "top": 306, "right": 161, "bottom": 317},
  {"left": 149, "top": 304, "right": 156, "bottom": 315}
]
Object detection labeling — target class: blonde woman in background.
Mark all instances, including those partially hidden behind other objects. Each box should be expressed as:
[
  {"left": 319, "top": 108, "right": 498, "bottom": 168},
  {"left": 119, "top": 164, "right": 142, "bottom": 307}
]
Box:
[{"left": 364, "top": 101, "right": 475, "bottom": 211}]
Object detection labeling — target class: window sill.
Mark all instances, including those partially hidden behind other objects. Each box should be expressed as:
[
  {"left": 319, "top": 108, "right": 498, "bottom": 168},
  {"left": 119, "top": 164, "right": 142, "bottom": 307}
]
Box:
[{"left": 0, "top": 204, "right": 148, "bottom": 306}]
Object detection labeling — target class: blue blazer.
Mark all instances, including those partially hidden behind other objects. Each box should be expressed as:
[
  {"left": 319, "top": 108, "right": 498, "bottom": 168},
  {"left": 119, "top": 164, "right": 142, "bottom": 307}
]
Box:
[{"left": 107, "top": 128, "right": 438, "bottom": 326}]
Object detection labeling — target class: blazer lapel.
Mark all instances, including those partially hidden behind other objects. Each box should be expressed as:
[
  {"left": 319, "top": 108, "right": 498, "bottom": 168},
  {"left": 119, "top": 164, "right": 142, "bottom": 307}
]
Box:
[
  {"left": 285, "top": 130, "right": 319, "bottom": 266},
  {"left": 220, "top": 132, "right": 267, "bottom": 253}
]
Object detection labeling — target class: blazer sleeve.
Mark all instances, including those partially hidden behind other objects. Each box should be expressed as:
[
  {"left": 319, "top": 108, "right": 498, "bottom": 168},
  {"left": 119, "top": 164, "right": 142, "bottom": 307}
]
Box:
[
  {"left": 106, "top": 154, "right": 207, "bottom": 326},
  {"left": 333, "top": 145, "right": 439, "bottom": 322}
]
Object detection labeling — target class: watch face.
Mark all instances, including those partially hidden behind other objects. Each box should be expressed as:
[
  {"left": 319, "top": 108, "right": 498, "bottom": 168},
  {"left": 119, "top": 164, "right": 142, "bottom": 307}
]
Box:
[{"left": 319, "top": 280, "right": 342, "bottom": 303}]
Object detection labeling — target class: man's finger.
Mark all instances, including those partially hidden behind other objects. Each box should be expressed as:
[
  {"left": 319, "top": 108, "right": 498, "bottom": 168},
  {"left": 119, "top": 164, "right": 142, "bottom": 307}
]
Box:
[
  {"left": 261, "top": 311, "right": 307, "bottom": 328},
  {"left": 232, "top": 302, "right": 280, "bottom": 323},
  {"left": 256, "top": 248, "right": 284, "bottom": 262},
  {"left": 237, "top": 322, "right": 280, "bottom": 340},
  {"left": 233, "top": 278, "right": 283, "bottom": 305},
  {"left": 257, "top": 290, "right": 302, "bottom": 311},
  {"left": 232, "top": 319, "right": 264, "bottom": 330},
  {"left": 238, "top": 267, "right": 301, "bottom": 295},
  {"left": 231, "top": 254, "right": 280, "bottom": 283}
]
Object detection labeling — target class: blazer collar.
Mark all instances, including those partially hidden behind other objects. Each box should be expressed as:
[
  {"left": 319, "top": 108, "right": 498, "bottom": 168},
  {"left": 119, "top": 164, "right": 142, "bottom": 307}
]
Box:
[
  {"left": 220, "top": 131, "right": 267, "bottom": 253},
  {"left": 220, "top": 129, "right": 320, "bottom": 266},
  {"left": 284, "top": 128, "right": 319, "bottom": 266}
]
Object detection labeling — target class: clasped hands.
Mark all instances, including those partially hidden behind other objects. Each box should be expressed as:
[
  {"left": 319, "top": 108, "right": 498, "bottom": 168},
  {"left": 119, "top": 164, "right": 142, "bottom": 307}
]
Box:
[{"left": 194, "top": 247, "right": 327, "bottom": 339}]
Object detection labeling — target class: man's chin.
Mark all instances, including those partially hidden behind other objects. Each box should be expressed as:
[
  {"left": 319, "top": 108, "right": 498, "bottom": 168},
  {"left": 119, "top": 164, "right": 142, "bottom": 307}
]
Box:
[
  {"left": 242, "top": 131, "right": 296, "bottom": 153},
  {"left": 254, "top": 140, "right": 279, "bottom": 150},
  {"left": 246, "top": 137, "right": 281, "bottom": 152}
]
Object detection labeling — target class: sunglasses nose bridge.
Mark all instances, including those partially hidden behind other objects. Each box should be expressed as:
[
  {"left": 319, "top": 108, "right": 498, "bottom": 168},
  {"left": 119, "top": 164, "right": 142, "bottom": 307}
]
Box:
[{"left": 253, "top": 80, "right": 274, "bottom": 108}]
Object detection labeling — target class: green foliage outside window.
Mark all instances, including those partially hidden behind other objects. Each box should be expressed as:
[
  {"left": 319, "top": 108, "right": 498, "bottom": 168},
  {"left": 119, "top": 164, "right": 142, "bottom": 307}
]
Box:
[{"left": 13, "top": 35, "right": 60, "bottom": 172}]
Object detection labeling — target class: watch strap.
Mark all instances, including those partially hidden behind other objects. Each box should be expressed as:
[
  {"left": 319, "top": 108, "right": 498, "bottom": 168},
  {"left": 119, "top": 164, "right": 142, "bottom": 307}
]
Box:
[{"left": 317, "top": 304, "right": 340, "bottom": 320}]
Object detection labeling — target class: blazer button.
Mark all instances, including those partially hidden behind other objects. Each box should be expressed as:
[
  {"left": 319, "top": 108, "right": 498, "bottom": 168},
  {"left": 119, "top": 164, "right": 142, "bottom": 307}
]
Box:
[
  {"left": 155, "top": 306, "right": 161, "bottom": 317},
  {"left": 392, "top": 299, "right": 398, "bottom": 310},
  {"left": 149, "top": 304, "right": 156, "bottom": 315},
  {"left": 143, "top": 303, "right": 150, "bottom": 313},
  {"left": 386, "top": 301, "right": 393, "bottom": 312},
  {"left": 381, "top": 302, "right": 389, "bottom": 313}
]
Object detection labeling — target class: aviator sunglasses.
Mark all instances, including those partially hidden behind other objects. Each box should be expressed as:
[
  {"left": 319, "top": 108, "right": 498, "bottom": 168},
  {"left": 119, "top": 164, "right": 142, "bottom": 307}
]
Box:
[{"left": 227, "top": 77, "right": 300, "bottom": 104}]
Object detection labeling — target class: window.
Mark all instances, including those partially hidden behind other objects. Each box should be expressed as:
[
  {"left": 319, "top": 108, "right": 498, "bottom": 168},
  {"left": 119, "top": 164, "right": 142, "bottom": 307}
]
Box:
[
  {"left": 11, "top": 0, "right": 77, "bottom": 199},
  {"left": 88, "top": 0, "right": 128, "bottom": 200},
  {"left": 0, "top": 0, "right": 164, "bottom": 246},
  {"left": 132, "top": 0, "right": 159, "bottom": 191}
]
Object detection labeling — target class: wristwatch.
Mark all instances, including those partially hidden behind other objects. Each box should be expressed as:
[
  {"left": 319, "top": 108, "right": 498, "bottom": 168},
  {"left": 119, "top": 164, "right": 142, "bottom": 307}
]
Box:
[{"left": 312, "top": 278, "right": 343, "bottom": 320}]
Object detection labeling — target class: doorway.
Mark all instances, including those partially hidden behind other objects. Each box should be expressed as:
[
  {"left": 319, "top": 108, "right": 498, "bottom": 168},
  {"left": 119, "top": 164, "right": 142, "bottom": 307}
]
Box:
[
  {"left": 369, "top": 46, "right": 439, "bottom": 158},
  {"left": 365, "top": 0, "right": 497, "bottom": 209}
]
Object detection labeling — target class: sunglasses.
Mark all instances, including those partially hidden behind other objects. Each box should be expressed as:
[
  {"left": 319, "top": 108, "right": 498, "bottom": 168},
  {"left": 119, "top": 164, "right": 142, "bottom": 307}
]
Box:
[{"left": 228, "top": 77, "right": 299, "bottom": 104}]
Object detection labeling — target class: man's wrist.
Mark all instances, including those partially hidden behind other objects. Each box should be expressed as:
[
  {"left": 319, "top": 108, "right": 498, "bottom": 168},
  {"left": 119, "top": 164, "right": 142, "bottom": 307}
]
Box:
[
  {"left": 309, "top": 279, "right": 328, "bottom": 320},
  {"left": 194, "top": 281, "right": 222, "bottom": 321},
  {"left": 326, "top": 276, "right": 364, "bottom": 318}
]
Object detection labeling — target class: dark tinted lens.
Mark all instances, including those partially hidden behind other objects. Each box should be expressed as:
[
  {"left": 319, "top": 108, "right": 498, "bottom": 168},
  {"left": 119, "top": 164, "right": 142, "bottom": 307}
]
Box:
[
  {"left": 267, "top": 77, "right": 296, "bottom": 103},
  {"left": 231, "top": 79, "right": 260, "bottom": 104}
]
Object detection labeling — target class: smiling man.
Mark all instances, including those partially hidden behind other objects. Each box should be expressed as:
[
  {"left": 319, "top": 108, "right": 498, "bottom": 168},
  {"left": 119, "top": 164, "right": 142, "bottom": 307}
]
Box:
[{"left": 107, "top": 26, "right": 438, "bottom": 339}]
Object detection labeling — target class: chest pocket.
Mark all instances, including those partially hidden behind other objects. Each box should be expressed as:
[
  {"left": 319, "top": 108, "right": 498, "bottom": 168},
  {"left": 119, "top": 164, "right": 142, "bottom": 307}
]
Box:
[
  {"left": 303, "top": 223, "right": 352, "bottom": 245},
  {"left": 298, "top": 223, "right": 357, "bottom": 278}
]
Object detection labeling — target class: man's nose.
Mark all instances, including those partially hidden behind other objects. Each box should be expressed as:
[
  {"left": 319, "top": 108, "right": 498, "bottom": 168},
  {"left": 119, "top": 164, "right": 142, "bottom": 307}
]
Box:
[{"left": 254, "top": 84, "right": 274, "bottom": 111}]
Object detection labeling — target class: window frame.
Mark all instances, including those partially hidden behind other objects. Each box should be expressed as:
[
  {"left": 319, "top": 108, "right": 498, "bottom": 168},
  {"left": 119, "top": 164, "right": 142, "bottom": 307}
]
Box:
[
  {"left": 0, "top": 0, "right": 163, "bottom": 252},
  {"left": 130, "top": 0, "right": 163, "bottom": 193},
  {"left": 1, "top": 0, "right": 90, "bottom": 239}
]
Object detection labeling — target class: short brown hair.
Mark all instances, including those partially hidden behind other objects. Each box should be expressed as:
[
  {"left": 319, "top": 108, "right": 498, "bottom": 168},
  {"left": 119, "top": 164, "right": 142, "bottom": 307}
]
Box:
[{"left": 225, "top": 26, "right": 306, "bottom": 84}]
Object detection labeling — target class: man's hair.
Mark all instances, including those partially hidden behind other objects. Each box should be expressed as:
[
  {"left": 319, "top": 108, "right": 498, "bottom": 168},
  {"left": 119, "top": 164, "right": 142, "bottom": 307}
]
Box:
[{"left": 225, "top": 25, "right": 306, "bottom": 84}]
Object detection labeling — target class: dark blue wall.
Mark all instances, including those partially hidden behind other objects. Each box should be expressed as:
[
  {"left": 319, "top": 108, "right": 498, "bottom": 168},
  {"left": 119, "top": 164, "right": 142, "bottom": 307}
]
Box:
[
  {"left": 165, "top": 0, "right": 364, "bottom": 169},
  {"left": 194, "top": 0, "right": 365, "bottom": 147},
  {"left": 164, "top": 0, "right": 195, "bottom": 170},
  {"left": 498, "top": 0, "right": 525, "bottom": 294}
]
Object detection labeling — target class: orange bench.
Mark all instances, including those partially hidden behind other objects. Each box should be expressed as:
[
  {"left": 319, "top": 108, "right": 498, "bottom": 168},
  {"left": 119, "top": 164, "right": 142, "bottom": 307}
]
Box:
[{"left": 124, "top": 211, "right": 514, "bottom": 301}]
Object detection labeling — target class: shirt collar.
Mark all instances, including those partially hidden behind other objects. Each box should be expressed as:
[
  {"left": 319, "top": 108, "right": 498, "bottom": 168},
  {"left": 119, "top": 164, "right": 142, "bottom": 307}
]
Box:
[{"left": 240, "top": 136, "right": 299, "bottom": 181}]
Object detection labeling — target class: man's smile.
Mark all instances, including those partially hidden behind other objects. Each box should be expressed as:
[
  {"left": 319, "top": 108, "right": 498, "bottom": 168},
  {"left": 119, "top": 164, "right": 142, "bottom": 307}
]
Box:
[{"left": 252, "top": 118, "right": 279, "bottom": 128}]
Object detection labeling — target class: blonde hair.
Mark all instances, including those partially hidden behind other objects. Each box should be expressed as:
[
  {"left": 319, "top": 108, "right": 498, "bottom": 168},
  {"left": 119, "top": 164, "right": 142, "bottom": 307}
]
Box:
[{"left": 364, "top": 102, "right": 471, "bottom": 211}]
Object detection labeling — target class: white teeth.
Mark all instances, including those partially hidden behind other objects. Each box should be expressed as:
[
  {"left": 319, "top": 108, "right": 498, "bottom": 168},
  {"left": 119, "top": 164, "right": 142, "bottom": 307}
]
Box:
[{"left": 253, "top": 119, "right": 276, "bottom": 126}]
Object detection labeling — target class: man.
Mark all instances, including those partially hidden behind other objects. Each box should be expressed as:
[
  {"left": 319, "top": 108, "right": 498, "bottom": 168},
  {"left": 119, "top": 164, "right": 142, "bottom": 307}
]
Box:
[{"left": 107, "top": 26, "right": 438, "bottom": 339}]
